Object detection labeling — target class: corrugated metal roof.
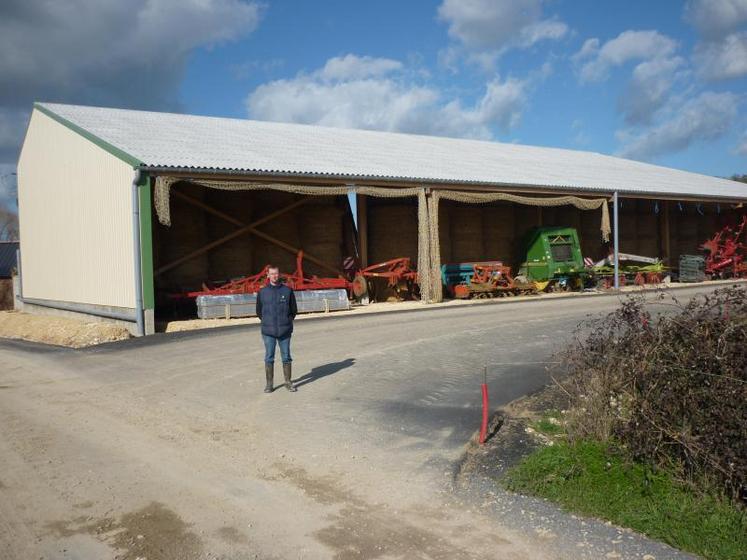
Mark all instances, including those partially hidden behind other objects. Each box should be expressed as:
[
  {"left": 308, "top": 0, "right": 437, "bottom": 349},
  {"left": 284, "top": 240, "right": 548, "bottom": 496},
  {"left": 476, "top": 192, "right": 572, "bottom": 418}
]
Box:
[
  {"left": 0, "top": 241, "right": 19, "bottom": 277},
  {"left": 37, "top": 102, "right": 747, "bottom": 201}
]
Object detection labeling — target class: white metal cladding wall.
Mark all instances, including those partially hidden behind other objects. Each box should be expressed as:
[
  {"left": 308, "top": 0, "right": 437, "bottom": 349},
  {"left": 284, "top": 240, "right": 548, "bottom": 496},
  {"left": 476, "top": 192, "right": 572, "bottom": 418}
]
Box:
[{"left": 17, "top": 109, "right": 135, "bottom": 308}]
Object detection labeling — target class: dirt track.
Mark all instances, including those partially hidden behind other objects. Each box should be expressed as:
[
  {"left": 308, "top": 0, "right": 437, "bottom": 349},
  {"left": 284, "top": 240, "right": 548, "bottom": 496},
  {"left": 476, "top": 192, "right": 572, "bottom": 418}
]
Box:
[{"left": 0, "top": 286, "right": 731, "bottom": 559}]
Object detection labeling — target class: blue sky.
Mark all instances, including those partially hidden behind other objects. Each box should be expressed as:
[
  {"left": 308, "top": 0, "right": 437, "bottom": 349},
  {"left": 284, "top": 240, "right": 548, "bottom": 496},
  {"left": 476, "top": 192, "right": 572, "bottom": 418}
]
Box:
[{"left": 1, "top": 0, "right": 747, "bottom": 212}]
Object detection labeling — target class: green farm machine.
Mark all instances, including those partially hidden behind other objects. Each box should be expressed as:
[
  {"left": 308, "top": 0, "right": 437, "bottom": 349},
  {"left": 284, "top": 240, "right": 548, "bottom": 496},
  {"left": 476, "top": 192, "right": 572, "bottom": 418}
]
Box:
[
  {"left": 516, "top": 227, "right": 587, "bottom": 291},
  {"left": 441, "top": 226, "right": 666, "bottom": 298},
  {"left": 517, "top": 226, "right": 665, "bottom": 290}
]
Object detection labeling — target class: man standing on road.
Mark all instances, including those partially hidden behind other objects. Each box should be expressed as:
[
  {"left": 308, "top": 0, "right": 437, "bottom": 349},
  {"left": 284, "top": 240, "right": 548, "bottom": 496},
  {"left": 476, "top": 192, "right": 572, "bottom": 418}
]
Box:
[{"left": 256, "top": 266, "right": 298, "bottom": 393}]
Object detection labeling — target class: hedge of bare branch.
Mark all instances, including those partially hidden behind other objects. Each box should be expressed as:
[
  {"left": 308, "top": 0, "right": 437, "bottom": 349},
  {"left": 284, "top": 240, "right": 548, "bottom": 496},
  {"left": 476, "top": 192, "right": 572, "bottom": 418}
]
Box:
[{"left": 559, "top": 286, "right": 747, "bottom": 501}]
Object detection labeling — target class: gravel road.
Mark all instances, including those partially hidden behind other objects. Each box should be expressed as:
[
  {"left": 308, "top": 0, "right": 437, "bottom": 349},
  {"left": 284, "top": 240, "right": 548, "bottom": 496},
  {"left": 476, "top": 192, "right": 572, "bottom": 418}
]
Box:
[{"left": 0, "top": 286, "right": 729, "bottom": 559}]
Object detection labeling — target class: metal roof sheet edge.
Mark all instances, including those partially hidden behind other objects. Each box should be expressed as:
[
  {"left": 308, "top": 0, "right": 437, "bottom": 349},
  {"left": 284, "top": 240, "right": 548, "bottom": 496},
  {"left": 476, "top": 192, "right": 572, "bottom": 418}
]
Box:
[
  {"left": 34, "top": 103, "right": 142, "bottom": 168},
  {"left": 33, "top": 102, "right": 747, "bottom": 202},
  {"left": 140, "top": 166, "right": 747, "bottom": 202}
]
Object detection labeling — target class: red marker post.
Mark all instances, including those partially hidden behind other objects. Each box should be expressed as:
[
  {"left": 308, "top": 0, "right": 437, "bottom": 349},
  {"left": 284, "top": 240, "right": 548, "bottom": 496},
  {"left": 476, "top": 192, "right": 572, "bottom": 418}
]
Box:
[{"left": 479, "top": 366, "right": 489, "bottom": 445}]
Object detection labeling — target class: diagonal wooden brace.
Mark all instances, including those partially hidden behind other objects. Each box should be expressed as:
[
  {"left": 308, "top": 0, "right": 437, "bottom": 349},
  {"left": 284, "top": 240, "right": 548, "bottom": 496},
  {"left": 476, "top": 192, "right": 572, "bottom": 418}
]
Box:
[{"left": 155, "top": 189, "right": 342, "bottom": 277}]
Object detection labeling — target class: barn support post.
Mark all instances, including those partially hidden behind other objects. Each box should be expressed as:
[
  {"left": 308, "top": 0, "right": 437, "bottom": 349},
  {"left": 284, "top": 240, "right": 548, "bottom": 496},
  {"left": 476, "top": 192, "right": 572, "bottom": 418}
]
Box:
[
  {"left": 139, "top": 173, "right": 155, "bottom": 334},
  {"left": 660, "top": 200, "right": 671, "bottom": 266},
  {"left": 613, "top": 191, "right": 620, "bottom": 289},
  {"left": 417, "top": 186, "right": 434, "bottom": 304},
  {"left": 131, "top": 169, "right": 145, "bottom": 336}
]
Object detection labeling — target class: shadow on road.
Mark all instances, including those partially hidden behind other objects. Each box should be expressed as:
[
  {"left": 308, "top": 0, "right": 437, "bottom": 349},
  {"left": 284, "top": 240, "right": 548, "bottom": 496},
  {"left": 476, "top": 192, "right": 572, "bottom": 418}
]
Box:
[{"left": 294, "top": 358, "right": 355, "bottom": 388}]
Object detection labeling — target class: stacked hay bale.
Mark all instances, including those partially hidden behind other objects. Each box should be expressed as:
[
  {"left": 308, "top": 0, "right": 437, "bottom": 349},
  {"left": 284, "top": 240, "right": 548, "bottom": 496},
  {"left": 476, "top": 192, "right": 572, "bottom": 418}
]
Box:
[
  {"left": 673, "top": 204, "right": 701, "bottom": 264},
  {"left": 482, "top": 202, "right": 515, "bottom": 264},
  {"left": 579, "top": 207, "right": 607, "bottom": 261},
  {"left": 635, "top": 200, "right": 660, "bottom": 259},
  {"left": 669, "top": 203, "right": 723, "bottom": 266},
  {"left": 556, "top": 206, "right": 581, "bottom": 231},
  {"left": 157, "top": 183, "right": 209, "bottom": 292},
  {"left": 697, "top": 205, "right": 719, "bottom": 253},
  {"left": 450, "top": 204, "right": 484, "bottom": 262},
  {"left": 539, "top": 206, "right": 556, "bottom": 227},
  {"left": 617, "top": 200, "right": 638, "bottom": 254},
  {"left": 205, "top": 189, "right": 254, "bottom": 283},
  {"left": 299, "top": 197, "right": 344, "bottom": 277},
  {"left": 368, "top": 200, "right": 418, "bottom": 264},
  {"left": 252, "top": 191, "right": 301, "bottom": 274},
  {"left": 514, "top": 204, "right": 539, "bottom": 249}
]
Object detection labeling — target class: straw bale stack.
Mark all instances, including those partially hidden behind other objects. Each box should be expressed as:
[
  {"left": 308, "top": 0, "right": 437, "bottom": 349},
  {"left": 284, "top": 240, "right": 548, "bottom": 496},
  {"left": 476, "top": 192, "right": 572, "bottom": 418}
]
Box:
[
  {"left": 482, "top": 203, "right": 514, "bottom": 263},
  {"left": 579, "top": 208, "right": 605, "bottom": 260},
  {"left": 158, "top": 183, "right": 209, "bottom": 291},
  {"left": 205, "top": 189, "right": 254, "bottom": 282},
  {"left": 299, "top": 198, "right": 344, "bottom": 276},
  {"left": 450, "top": 205, "right": 484, "bottom": 262},
  {"left": 252, "top": 191, "right": 301, "bottom": 274},
  {"left": 368, "top": 203, "right": 418, "bottom": 264}
]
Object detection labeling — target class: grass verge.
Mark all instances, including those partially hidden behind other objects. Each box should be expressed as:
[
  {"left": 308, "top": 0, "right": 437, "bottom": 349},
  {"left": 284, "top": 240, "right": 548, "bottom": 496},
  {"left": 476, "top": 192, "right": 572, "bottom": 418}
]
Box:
[{"left": 503, "top": 440, "right": 747, "bottom": 560}]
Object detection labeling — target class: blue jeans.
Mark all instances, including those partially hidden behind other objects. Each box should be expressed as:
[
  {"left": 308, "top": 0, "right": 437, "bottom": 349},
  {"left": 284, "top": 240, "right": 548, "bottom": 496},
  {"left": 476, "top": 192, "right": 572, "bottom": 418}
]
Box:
[{"left": 262, "top": 334, "right": 292, "bottom": 364}]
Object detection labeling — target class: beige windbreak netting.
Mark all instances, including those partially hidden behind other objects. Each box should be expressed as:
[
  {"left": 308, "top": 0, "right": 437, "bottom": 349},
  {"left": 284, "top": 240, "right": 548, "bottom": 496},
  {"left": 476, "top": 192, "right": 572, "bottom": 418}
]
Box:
[
  {"left": 154, "top": 177, "right": 610, "bottom": 304},
  {"left": 424, "top": 190, "right": 611, "bottom": 302},
  {"left": 154, "top": 177, "right": 437, "bottom": 302}
]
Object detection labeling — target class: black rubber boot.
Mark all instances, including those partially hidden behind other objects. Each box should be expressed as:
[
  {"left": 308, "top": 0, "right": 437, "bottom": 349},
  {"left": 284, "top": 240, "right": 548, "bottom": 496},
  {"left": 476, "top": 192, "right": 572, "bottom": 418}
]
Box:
[
  {"left": 283, "top": 362, "right": 296, "bottom": 392},
  {"left": 264, "top": 363, "right": 274, "bottom": 393}
]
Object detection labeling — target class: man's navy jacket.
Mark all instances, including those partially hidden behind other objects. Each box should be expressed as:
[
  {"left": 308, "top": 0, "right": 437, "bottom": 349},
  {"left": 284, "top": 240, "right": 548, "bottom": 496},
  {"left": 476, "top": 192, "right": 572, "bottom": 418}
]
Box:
[{"left": 256, "top": 283, "right": 297, "bottom": 338}]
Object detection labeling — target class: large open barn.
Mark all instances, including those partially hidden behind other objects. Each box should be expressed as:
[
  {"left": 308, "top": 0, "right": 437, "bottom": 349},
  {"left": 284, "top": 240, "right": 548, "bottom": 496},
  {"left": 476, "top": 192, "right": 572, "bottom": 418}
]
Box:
[{"left": 15, "top": 102, "right": 747, "bottom": 335}]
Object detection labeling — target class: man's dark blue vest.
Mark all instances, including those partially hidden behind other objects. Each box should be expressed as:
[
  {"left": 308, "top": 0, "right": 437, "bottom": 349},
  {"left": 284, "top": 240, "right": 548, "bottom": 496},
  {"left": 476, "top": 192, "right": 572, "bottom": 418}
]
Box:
[{"left": 257, "top": 284, "right": 294, "bottom": 338}]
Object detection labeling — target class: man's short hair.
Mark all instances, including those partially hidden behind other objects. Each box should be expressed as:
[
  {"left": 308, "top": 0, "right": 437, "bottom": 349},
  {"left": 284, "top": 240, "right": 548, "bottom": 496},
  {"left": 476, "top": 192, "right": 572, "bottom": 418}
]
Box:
[{"left": 267, "top": 265, "right": 279, "bottom": 272}]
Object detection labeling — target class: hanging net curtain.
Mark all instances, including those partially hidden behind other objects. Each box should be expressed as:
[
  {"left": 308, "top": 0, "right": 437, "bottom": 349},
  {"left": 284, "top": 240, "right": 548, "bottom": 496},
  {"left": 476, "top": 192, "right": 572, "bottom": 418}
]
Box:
[
  {"left": 154, "top": 176, "right": 610, "bottom": 304},
  {"left": 425, "top": 190, "right": 611, "bottom": 302}
]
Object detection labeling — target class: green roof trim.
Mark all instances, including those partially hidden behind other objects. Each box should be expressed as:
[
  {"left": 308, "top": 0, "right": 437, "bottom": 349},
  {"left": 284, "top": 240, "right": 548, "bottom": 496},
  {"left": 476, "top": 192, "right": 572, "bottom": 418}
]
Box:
[{"left": 34, "top": 103, "right": 142, "bottom": 168}]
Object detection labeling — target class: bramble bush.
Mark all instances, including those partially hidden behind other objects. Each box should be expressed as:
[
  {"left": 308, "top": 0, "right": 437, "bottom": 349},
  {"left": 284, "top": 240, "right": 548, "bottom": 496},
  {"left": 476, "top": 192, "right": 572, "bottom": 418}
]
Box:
[{"left": 559, "top": 286, "right": 747, "bottom": 502}]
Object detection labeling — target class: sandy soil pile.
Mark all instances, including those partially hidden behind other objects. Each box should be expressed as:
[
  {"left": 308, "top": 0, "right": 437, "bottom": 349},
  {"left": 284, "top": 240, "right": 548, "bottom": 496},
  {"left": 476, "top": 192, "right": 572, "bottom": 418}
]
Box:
[{"left": 0, "top": 310, "right": 131, "bottom": 348}]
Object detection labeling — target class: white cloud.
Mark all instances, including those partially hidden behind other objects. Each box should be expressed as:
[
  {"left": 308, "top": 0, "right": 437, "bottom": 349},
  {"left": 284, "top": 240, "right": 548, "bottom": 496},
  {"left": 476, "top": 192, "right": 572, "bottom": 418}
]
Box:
[
  {"left": 0, "top": 0, "right": 262, "bottom": 163},
  {"left": 319, "top": 55, "right": 402, "bottom": 81},
  {"left": 439, "top": 77, "right": 528, "bottom": 136},
  {"left": 0, "top": 0, "right": 261, "bottom": 109},
  {"left": 437, "top": 46, "right": 462, "bottom": 74},
  {"left": 617, "top": 92, "right": 738, "bottom": 160},
  {"left": 575, "top": 30, "right": 679, "bottom": 83},
  {"left": 247, "top": 77, "right": 440, "bottom": 133},
  {"left": 619, "top": 56, "right": 686, "bottom": 125},
  {"left": 573, "top": 38, "right": 600, "bottom": 62},
  {"left": 574, "top": 30, "right": 685, "bottom": 126},
  {"left": 684, "top": 1, "right": 747, "bottom": 81},
  {"left": 693, "top": 31, "right": 747, "bottom": 80},
  {"left": 684, "top": 0, "right": 747, "bottom": 39},
  {"left": 518, "top": 19, "right": 569, "bottom": 48},
  {"left": 465, "top": 51, "right": 501, "bottom": 73},
  {"left": 437, "top": 0, "right": 568, "bottom": 56},
  {"left": 246, "top": 55, "right": 531, "bottom": 140}
]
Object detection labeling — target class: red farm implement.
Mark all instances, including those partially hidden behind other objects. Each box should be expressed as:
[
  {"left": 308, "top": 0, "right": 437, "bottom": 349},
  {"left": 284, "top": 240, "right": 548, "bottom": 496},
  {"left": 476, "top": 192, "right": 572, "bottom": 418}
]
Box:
[
  {"left": 187, "top": 251, "right": 350, "bottom": 297},
  {"left": 700, "top": 216, "right": 747, "bottom": 279},
  {"left": 351, "top": 257, "right": 419, "bottom": 302},
  {"left": 443, "top": 261, "right": 538, "bottom": 299}
]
